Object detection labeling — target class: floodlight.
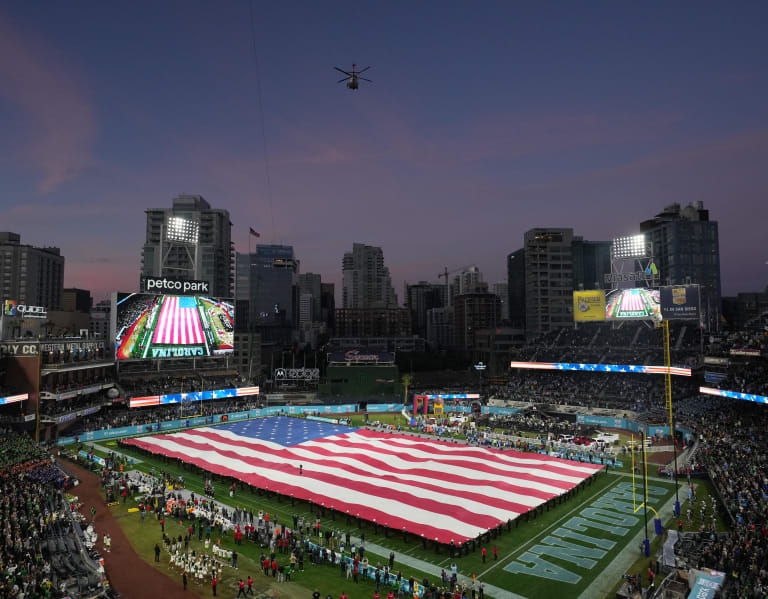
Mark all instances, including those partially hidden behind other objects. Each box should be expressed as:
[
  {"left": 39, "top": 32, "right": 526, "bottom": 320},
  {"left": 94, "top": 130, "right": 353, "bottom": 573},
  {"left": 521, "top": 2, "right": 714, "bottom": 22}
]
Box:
[
  {"left": 611, "top": 234, "right": 647, "bottom": 259},
  {"left": 166, "top": 216, "right": 199, "bottom": 244}
]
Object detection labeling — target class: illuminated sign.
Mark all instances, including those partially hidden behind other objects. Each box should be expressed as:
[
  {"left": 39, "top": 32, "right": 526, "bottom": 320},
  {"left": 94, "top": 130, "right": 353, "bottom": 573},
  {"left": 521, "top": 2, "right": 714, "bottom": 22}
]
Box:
[
  {"left": 0, "top": 393, "right": 28, "bottom": 406},
  {"left": 509, "top": 361, "right": 692, "bottom": 376},
  {"left": 573, "top": 291, "right": 606, "bottom": 322},
  {"left": 141, "top": 276, "right": 210, "bottom": 295},
  {"left": 699, "top": 386, "right": 768, "bottom": 405},
  {"left": 129, "top": 386, "right": 259, "bottom": 408},
  {"left": 3, "top": 300, "right": 47, "bottom": 318}
]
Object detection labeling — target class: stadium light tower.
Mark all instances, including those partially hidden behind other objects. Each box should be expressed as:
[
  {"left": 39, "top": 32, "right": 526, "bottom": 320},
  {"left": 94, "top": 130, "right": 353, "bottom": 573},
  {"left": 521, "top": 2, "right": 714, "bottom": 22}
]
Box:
[
  {"left": 611, "top": 234, "right": 648, "bottom": 259},
  {"left": 160, "top": 216, "right": 200, "bottom": 280}
]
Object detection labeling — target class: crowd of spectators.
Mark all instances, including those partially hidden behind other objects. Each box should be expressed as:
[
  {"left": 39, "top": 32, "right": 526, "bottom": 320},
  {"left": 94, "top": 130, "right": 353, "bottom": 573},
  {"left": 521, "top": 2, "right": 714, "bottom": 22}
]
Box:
[
  {"left": 67, "top": 397, "right": 263, "bottom": 436},
  {"left": 671, "top": 397, "right": 768, "bottom": 598},
  {"left": 120, "top": 374, "right": 246, "bottom": 398},
  {"left": 1, "top": 433, "right": 108, "bottom": 598}
]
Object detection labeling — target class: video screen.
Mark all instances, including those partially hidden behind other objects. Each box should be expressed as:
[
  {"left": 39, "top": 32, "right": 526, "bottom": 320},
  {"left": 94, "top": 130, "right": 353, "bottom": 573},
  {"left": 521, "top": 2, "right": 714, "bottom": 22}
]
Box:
[
  {"left": 115, "top": 293, "right": 234, "bottom": 360},
  {"left": 605, "top": 288, "right": 660, "bottom": 320}
]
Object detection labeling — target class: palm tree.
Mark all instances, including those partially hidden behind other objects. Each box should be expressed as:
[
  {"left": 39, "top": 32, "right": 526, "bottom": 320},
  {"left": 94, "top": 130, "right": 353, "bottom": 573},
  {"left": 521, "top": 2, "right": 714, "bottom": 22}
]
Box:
[{"left": 401, "top": 373, "right": 412, "bottom": 407}]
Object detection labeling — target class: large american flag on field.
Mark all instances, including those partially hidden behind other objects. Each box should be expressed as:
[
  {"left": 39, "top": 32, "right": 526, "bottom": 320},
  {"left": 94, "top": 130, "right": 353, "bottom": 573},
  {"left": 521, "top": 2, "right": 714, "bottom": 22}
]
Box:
[
  {"left": 124, "top": 416, "right": 603, "bottom": 543},
  {"left": 153, "top": 296, "right": 204, "bottom": 345}
]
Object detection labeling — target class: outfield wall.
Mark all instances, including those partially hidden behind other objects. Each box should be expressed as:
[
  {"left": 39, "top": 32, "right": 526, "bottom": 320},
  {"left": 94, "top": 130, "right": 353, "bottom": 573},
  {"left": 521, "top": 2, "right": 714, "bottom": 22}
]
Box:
[{"left": 57, "top": 401, "right": 690, "bottom": 446}]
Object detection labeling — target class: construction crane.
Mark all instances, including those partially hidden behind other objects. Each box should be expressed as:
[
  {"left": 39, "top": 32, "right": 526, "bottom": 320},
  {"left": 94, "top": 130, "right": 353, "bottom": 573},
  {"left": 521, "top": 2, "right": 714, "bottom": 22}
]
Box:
[{"left": 438, "top": 264, "right": 477, "bottom": 307}]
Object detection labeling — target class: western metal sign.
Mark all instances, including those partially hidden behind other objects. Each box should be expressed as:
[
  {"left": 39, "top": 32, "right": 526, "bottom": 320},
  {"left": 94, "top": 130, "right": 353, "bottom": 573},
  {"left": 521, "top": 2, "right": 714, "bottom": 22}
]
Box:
[
  {"left": 0, "top": 342, "right": 40, "bottom": 356},
  {"left": 141, "top": 276, "right": 210, "bottom": 295}
]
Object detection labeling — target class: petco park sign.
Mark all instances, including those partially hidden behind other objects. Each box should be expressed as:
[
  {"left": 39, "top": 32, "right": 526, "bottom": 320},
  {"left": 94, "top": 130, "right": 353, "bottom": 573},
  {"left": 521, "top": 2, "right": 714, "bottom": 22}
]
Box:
[{"left": 141, "top": 276, "right": 210, "bottom": 294}]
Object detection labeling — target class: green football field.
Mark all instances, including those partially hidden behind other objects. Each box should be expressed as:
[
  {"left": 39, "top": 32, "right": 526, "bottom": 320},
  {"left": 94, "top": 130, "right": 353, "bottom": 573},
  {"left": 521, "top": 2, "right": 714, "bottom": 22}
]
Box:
[{"left": 76, "top": 417, "right": 725, "bottom": 599}]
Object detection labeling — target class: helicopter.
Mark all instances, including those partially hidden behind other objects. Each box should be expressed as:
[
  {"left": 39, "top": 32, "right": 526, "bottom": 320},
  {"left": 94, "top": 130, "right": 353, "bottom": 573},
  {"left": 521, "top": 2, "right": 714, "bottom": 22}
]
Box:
[{"left": 334, "top": 64, "right": 372, "bottom": 90}]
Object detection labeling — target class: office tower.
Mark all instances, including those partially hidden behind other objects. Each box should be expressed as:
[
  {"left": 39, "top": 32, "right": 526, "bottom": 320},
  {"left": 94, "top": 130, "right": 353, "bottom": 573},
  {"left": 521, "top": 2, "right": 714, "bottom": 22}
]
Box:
[
  {"left": 522, "top": 228, "right": 611, "bottom": 340},
  {"left": 492, "top": 281, "right": 509, "bottom": 322},
  {"left": 0, "top": 232, "right": 65, "bottom": 310},
  {"left": 297, "top": 273, "right": 322, "bottom": 324},
  {"left": 507, "top": 249, "right": 526, "bottom": 329},
  {"left": 62, "top": 288, "right": 93, "bottom": 313},
  {"left": 141, "top": 194, "right": 233, "bottom": 297},
  {"left": 89, "top": 299, "right": 111, "bottom": 339},
  {"left": 405, "top": 281, "right": 443, "bottom": 338},
  {"left": 640, "top": 202, "right": 721, "bottom": 330},
  {"left": 454, "top": 285, "right": 501, "bottom": 350},
  {"left": 235, "top": 245, "right": 299, "bottom": 330},
  {"left": 342, "top": 243, "right": 398, "bottom": 309}
]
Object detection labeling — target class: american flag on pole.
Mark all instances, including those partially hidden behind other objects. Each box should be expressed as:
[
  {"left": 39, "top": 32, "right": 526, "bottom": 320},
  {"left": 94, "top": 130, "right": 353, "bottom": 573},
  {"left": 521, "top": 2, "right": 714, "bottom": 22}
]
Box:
[
  {"left": 124, "top": 416, "right": 603, "bottom": 543},
  {"left": 152, "top": 296, "right": 205, "bottom": 345}
]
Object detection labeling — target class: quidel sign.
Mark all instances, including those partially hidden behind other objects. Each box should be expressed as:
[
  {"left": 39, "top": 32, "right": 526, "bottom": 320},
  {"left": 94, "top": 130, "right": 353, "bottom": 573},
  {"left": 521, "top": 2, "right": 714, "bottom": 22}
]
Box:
[
  {"left": 3, "top": 300, "right": 47, "bottom": 318},
  {"left": 141, "top": 276, "right": 210, "bottom": 294}
]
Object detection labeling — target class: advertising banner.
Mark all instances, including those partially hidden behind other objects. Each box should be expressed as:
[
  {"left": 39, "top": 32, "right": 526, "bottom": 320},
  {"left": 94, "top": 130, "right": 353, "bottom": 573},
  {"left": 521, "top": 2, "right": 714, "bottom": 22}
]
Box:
[
  {"left": 573, "top": 291, "right": 606, "bottom": 322},
  {"left": 729, "top": 349, "right": 761, "bottom": 357},
  {"left": 129, "top": 386, "right": 259, "bottom": 408},
  {"left": 328, "top": 349, "right": 395, "bottom": 363},
  {"left": 115, "top": 292, "right": 234, "bottom": 360},
  {"left": 660, "top": 285, "right": 700, "bottom": 320}
]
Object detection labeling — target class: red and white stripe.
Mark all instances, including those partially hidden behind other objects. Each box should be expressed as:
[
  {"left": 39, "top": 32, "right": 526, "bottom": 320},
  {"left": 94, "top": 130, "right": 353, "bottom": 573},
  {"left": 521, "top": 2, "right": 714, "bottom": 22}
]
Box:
[
  {"left": 644, "top": 366, "right": 692, "bottom": 376},
  {"left": 0, "top": 393, "right": 28, "bottom": 405},
  {"left": 125, "top": 427, "right": 602, "bottom": 543},
  {"left": 152, "top": 297, "right": 204, "bottom": 345},
  {"left": 129, "top": 396, "right": 161, "bottom": 408},
  {"left": 509, "top": 361, "right": 557, "bottom": 370},
  {"left": 236, "top": 387, "right": 260, "bottom": 396}
]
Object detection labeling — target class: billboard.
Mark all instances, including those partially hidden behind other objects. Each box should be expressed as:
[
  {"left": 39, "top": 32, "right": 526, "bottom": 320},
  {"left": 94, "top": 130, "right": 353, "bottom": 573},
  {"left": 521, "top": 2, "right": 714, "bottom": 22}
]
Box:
[
  {"left": 328, "top": 350, "right": 395, "bottom": 363},
  {"left": 509, "top": 361, "right": 692, "bottom": 376},
  {"left": 115, "top": 293, "right": 234, "bottom": 360},
  {"left": 129, "top": 386, "right": 259, "bottom": 408},
  {"left": 573, "top": 291, "right": 606, "bottom": 322},
  {"left": 660, "top": 285, "right": 700, "bottom": 320},
  {"left": 605, "top": 288, "right": 660, "bottom": 320},
  {"left": 0, "top": 393, "right": 28, "bottom": 407},
  {"left": 699, "top": 386, "right": 768, "bottom": 405}
]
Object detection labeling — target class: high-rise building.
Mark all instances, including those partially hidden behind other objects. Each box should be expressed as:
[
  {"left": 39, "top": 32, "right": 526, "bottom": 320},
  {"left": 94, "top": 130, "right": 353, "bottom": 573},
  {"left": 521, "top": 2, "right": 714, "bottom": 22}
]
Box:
[
  {"left": 405, "top": 281, "right": 443, "bottom": 338},
  {"left": 454, "top": 286, "right": 501, "bottom": 350},
  {"left": 141, "top": 195, "right": 233, "bottom": 298},
  {"left": 0, "top": 232, "right": 65, "bottom": 311},
  {"left": 342, "top": 243, "right": 398, "bottom": 309},
  {"left": 426, "top": 306, "right": 454, "bottom": 349},
  {"left": 235, "top": 245, "right": 299, "bottom": 330},
  {"left": 522, "top": 228, "right": 611, "bottom": 340},
  {"left": 297, "top": 273, "right": 322, "bottom": 324},
  {"left": 492, "top": 282, "right": 509, "bottom": 322},
  {"left": 62, "top": 288, "right": 93, "bottom": 313},
  {"left": 640, "top": 202, "right": 721, "bottom": 330},
  {"left": 89, "top": 299, "right": 111, "bottom": 339},
  {"left": 507, "top": 249, "right": 526, "bottom": 329},
  {"left": 335, "top": 308, "right": 411, "bottom": 338},
  {"left": 320, "top": 283, "right": 336, "bottom": 334}
]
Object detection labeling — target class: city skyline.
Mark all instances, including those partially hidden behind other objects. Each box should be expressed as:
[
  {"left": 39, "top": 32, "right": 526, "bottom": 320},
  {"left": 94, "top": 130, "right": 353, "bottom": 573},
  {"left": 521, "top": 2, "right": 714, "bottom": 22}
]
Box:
[{"left": 2, "top": 3, "right": 767, "bottom": 301}]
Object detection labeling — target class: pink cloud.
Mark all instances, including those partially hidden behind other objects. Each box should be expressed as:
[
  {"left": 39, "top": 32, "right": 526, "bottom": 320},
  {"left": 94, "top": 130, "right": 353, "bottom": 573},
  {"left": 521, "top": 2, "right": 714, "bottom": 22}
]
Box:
[{"left": 0, "top": 11, "right": 97, "bottom": 193}]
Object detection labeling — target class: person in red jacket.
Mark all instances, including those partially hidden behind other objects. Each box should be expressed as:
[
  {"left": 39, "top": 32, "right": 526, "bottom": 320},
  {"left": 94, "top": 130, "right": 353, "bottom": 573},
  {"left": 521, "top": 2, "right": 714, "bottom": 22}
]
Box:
[
  {"left": 340, "top": 593, "right": 348, "bottom": 599},
  {"left": 271, "top": 559, "right": 277, "bottom": 577},
  {"left": 482, "top": 546, "right": 487, "bottom": 562},
  {"left": 493, "top": 546, "right": 498, "bottom": 560},
  {"left": 211, "top": 575, "right": 218, "bottom": 596},
  {"left": 237, "top": 579, "right": 246, "bottom": 597},
  {"left": 246, "top": 575, "right": 253, "bottom": 595}
]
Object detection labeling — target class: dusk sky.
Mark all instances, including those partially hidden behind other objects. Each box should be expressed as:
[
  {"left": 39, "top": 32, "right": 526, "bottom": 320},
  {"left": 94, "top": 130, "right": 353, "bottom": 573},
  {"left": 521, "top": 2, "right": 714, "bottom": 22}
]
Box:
[{"left": 2, "top": 2, "right": 767, "bottom": 302}]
